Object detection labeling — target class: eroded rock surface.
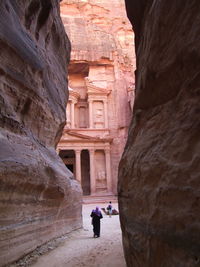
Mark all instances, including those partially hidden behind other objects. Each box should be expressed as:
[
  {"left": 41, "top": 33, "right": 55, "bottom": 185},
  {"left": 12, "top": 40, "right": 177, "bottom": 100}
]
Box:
[
  {"left": 119, "top": 1, "right": 200, "bottom": 266},
  {"left": 0, "top": 1, "right": 82, "bottom": 265}
]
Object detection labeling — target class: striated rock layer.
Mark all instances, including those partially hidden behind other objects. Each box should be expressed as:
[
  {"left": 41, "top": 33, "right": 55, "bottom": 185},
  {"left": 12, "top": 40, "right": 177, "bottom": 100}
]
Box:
[
  {"left": 0, "top": 0, "right": 82, "bottom": 265},
  {"left": 119, "top": 0, "right": 200, "bottom": 266}
]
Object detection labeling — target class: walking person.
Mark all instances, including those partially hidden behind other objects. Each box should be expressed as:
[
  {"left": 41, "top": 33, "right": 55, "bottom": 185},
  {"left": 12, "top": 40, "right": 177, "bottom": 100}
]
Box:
[
  {"left": 107, "top": 201, "right": 113, "bottom": 218},
  {"left": 90, "top": 206, "right": 103, "bottom": 238}
]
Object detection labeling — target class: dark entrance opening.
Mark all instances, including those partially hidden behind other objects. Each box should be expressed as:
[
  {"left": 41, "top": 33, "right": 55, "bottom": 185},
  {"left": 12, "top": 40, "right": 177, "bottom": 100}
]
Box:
[
  {"left": 59, "top": 150, "right": 75, "bottom": 175},
  {"left": 66, "top": 164, "right": 74, "bottom": 173},
  {"left": 81, "top": 150, "right": 90, "bottom": 195}
]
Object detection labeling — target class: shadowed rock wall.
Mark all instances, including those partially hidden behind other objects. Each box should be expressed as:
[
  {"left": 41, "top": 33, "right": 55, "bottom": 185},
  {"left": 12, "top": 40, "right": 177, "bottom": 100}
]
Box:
[
  {"left": 0, "top": 0, "right": 82, "bottom": 265},
  {"left": 119, "top": 1, "right": 200, "bottom": 266}
]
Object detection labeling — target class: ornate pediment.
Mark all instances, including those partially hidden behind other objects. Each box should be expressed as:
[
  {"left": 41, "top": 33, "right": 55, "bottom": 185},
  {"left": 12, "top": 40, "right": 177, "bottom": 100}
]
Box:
[
  {"left": 85, "top": 78, "right": 111, "bottom": 96},
  {"left": 61, "top": 130, "right": 112, "bottom": 143},
  {"left": 68, "top": 87, "right": 80, "bottom": 103}
]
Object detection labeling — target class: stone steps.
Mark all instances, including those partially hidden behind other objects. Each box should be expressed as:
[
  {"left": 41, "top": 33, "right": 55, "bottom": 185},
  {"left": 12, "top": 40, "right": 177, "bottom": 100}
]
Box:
[{"left": 82, "top": 194, "right": 118, "bottom": 204}]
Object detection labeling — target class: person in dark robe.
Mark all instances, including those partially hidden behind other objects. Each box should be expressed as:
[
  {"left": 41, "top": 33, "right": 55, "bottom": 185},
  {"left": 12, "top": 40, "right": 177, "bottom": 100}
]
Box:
[
  {"left": 107, "top": 201, "right": 113, "bottom": 217},
  {"left": 90, "top": 206, "right": 103, "bottom": 238}
]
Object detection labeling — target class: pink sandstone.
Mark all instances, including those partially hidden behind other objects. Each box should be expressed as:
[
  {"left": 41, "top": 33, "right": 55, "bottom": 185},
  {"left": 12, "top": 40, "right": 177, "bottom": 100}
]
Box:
[{"left": 59, "top": 0, "right": 135, "bottom": 196}]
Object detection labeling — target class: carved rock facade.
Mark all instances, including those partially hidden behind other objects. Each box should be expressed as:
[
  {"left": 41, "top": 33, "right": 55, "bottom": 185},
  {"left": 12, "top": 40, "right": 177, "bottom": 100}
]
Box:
[
  {"left": 0, "top": 1, "right": 82, "bottom": 265},
  {"left": 119, "top": 1, "right": 200, "bottom": 266},
  {"left": 59, "top": 0, "right": 135, "bottom": 196}
]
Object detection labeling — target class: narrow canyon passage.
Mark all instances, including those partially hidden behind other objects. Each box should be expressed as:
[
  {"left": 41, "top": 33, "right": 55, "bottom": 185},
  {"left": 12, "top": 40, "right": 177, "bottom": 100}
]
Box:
[{"left": 30, "top": 203, "right": 125, "bottom": 267}]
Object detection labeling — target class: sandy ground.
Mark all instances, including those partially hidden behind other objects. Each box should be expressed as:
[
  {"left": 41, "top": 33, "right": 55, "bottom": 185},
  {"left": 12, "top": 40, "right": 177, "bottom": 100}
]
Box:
[{"left": 29, "top": 203, "right": 126, "bottom": 267}]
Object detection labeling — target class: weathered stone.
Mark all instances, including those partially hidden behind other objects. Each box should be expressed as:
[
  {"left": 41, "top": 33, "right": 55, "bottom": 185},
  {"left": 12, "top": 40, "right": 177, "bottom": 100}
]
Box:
[
  {"left": 119, "top": 1, "right": 200, "bottom": 266},
  {"left": 0, "top": 0, "right": 82, "bottom": 265},
  {"left": 59, "top": 0, "right": 135, "bottom": 196}
]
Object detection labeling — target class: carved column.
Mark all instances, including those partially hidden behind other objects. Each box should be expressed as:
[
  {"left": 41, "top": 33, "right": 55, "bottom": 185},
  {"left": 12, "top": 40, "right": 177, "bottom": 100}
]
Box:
[
  {"left": 103, "top": 100, "right": 108, "bottom": 128},
  {"left": 75, "top": 150, "right": 81, "bottom": 183},
  {"left": 66, "top": 104, "right": 71, "bottom": 127},
  {"left": 89, "top": 149, "right": 96, "bottom": 195},
  {"left": 71, "top": 102, "right": 75, "bottom": 128},
  {"left": 88, "top": 100, "right": 93, "bottom": 128},
  {"left": 105, "top": 148, "right": 112, "bottom": 193}
]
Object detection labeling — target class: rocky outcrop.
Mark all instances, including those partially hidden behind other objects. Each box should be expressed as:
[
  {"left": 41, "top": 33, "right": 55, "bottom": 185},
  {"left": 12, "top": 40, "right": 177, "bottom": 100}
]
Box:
[
  {"left": 61, "top": 0, "right": 135, "bottom": 63},
  {"left": 119, "top": 1, "right": 200, "bottom": 266},
  {"left": 0, "top": 0, "right": 82, "bottom": 265}
]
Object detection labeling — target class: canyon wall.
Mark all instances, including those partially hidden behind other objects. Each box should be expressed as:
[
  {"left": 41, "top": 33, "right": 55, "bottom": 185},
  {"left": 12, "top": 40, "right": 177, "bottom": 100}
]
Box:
[
  {"left": 0, "top": 0, "right": 82, "bottom": 265},
  {"left": 119, "top": 0, "right": 200, "bottom": 266}
]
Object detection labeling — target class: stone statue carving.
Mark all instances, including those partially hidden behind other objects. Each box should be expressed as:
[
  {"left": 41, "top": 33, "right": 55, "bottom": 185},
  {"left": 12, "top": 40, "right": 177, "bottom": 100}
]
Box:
[
  {"left": 97, "top": 171, "right": 106, "bottom": 181},
  {"left": 95, "top": 108, "right": 103, "bottom": 121}
]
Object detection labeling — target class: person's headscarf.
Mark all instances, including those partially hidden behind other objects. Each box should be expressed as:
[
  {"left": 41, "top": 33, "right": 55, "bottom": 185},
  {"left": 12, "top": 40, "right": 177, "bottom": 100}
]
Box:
[{"left": 92, "top": 206, "right": 101, "bottom": 216}]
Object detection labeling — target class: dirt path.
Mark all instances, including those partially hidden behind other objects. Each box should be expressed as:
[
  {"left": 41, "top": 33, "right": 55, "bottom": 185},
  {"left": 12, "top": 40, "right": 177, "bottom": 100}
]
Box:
[{"left": 30, "top": 203, "right": 126, "bottom": 267}]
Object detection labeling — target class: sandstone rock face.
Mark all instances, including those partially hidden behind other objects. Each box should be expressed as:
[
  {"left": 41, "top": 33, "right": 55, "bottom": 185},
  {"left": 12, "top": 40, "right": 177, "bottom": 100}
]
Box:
[
  {"left": 0, "top": 1, "right": 82, "bottom": 265},
  {"left": 119, "top": 1, "right": 200, "bottom": 266},
  {"left": 60, "top": 0, "right": 135, "bottom": 195}
]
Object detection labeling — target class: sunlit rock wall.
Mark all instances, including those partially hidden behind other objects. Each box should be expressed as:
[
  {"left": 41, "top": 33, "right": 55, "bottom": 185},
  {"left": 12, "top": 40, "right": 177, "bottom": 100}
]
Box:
[
  {"left": 119, "top": 0, "right": 200, "bottom": 266},
  {"left": 60, "top": 0, "right": 135, "bottom": 194},
  {"left": 0, "top": 0, "right": 82, "bottom": 265}
]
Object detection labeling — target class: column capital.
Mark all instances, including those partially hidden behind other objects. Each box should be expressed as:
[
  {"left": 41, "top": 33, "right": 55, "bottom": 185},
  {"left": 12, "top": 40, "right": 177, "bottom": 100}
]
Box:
[
  {"left": 89, "top": 148, "right": 95, "bottom": 154},
  {"left": 105, "top": 147, "right": 110, "bottom": 153},
  {"left": 75, "top": 149, "right": 81, "bottom": 154}
]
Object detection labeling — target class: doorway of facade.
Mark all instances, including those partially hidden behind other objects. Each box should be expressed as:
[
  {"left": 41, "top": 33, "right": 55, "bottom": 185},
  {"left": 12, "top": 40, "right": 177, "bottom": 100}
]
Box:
[
  {"left": 66, "top": 164, "right": 74, "bottom": 172},
  {"left": 81, "top": 150, "right": 91, "bottom": 195},
  {"left": 59, "top": 150, "right": 75, "bottom": 174}
]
